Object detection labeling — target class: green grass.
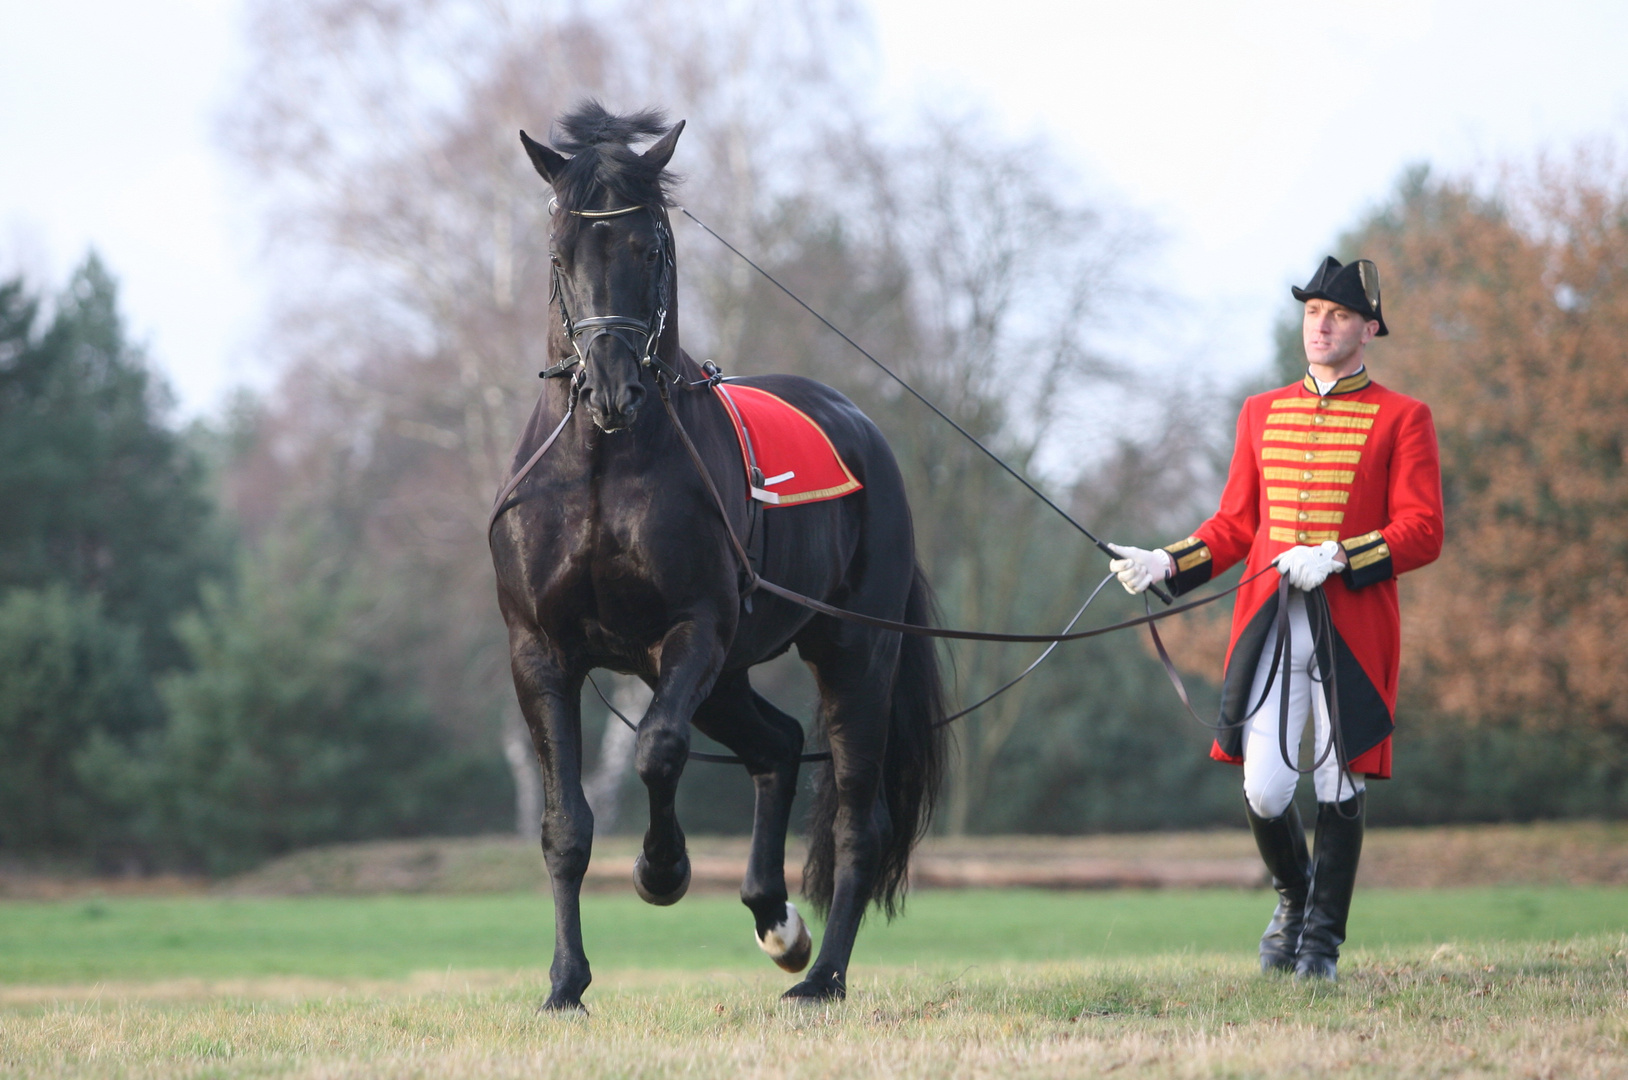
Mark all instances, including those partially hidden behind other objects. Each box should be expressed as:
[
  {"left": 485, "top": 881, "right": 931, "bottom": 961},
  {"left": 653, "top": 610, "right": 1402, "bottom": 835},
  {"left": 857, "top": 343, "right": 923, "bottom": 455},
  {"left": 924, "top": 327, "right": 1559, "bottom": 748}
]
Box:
[{"left": 1, "top": 886, "right": 1624, "bottom": 984}]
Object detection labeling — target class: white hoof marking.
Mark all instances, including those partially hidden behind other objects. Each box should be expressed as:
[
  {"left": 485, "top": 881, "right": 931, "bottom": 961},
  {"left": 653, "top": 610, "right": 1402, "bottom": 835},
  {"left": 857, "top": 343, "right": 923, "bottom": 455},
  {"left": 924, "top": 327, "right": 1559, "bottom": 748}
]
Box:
[
  {"left": 757, "top": 902, "right": 805, "bottom": 958},
  {"left": 757, "top": 901, "right": 812, "bottom": 971}
]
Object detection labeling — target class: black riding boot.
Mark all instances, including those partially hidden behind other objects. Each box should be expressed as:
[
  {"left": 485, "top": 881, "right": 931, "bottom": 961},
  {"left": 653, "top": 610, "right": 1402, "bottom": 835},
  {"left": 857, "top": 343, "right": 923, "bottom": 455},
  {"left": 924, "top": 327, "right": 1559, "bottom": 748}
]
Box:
[
  {"left": 1295, "top": 791, "right": 1365, "bottom": 981},
  {"left": 1245, "top": 798, "right": 1310, "bottom": 973}
]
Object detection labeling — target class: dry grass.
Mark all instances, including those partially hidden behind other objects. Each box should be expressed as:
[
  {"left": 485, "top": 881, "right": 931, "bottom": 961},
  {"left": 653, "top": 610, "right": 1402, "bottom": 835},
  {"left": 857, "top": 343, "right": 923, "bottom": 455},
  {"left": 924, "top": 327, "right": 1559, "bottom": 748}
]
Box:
[{"left": 1, "top": 937, "right": 1624, "bottom": 1078}]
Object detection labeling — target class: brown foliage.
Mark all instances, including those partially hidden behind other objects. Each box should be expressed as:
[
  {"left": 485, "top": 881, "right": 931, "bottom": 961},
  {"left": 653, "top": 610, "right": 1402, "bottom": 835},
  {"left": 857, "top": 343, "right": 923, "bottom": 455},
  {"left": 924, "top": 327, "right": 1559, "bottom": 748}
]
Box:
[
  {"left": 1138, "top": 598, "right": 1232, "bottom": 687},
  {"left": 1354, "top": 156, "right": 1628, "bottom": 732}
]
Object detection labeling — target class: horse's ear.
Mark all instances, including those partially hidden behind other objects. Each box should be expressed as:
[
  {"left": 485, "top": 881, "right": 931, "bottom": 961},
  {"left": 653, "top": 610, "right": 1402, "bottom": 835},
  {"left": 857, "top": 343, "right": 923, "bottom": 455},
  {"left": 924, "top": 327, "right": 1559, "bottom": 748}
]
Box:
[
  {"left": 640, "top": 119, "right": 685, "bottom": 171},
  {"left": 520, "top": 130, "right": 568, "bottom": 185}
]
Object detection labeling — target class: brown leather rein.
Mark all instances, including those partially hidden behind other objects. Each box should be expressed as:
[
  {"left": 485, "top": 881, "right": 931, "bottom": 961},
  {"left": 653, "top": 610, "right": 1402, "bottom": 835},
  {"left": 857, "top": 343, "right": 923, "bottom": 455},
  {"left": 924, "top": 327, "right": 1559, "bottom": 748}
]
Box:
[
  {"left": 647, "top": 375, "right": 1270, "bottom": 645},
  {"left": 490, "top": 202, "right": 1351, "bottom": 785},
  {"left": 504, "top": 380, "right": 1354, "bottom": 793},
  {"left": 657, "top": 373, "right": 1355, "bottom": 793}
]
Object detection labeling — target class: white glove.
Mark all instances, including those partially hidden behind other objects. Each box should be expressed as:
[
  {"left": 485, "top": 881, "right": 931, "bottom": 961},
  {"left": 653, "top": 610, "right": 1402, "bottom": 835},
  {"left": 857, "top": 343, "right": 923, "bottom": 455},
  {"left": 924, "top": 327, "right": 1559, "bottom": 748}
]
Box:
[
  {"left": 1107, "top": 544, "right": 1173, "bottom": 596},
  {"left": 1274, "top": 541, "right": 1343, "bottom": 591}
]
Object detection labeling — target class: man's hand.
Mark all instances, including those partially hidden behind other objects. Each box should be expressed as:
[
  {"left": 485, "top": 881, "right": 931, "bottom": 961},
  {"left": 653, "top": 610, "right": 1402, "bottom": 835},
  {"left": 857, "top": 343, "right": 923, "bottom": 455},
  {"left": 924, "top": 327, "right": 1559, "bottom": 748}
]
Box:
[
  {"left": 1274, "top": 541, "right": 1344, "bottom": 591},
  {"left": 1107, "top": 544, "right": 1173, "bottom": 596}
]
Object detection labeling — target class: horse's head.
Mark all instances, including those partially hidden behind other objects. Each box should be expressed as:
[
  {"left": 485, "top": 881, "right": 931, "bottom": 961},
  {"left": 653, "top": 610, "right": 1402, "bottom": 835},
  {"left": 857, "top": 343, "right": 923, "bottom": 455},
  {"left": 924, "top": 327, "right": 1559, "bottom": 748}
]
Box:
[{"left": 522, "top": 103, "right": 685, "bottom": 433}]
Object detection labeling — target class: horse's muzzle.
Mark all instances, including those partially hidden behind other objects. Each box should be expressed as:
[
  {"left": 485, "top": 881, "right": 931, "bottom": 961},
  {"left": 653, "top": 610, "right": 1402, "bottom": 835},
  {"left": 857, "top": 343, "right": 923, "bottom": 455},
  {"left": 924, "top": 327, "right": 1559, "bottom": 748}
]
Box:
[{"left": 586, "top": 381, "right": 645, "bottom": 432}]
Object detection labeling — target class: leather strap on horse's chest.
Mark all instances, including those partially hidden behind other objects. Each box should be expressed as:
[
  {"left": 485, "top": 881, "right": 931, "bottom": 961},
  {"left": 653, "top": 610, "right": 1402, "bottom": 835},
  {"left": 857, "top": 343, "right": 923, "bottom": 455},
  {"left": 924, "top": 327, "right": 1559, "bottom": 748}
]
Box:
[{"left": 487, "top": 372, "right": 584, "bottom": 533}]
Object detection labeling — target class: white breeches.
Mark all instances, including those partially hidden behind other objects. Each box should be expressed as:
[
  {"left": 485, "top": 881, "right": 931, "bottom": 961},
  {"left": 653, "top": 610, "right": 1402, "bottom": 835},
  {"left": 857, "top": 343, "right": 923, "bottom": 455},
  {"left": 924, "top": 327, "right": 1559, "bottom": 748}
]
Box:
[{"left": 1241, "top": 593, "right": 1367, "bottom": 818}]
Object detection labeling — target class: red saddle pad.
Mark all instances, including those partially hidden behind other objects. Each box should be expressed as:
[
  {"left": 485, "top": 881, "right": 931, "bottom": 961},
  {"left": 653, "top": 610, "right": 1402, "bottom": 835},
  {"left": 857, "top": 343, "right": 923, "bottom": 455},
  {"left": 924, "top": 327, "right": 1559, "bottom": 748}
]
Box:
[{"left": 712, "top": 383, "right": 862, "bottom": 506}]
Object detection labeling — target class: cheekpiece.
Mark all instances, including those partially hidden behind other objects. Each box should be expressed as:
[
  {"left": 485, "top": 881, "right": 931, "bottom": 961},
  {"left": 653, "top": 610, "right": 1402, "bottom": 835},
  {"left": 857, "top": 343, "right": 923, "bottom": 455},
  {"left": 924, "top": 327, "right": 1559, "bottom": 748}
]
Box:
[{"left": 1292, "top": 256, "right": 1388, "bottom": 337}]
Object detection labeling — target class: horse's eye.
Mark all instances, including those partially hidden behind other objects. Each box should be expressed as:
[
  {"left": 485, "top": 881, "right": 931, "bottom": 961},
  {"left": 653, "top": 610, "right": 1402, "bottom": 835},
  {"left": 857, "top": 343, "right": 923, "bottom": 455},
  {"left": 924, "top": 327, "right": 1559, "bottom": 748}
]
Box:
[
  {"left": 645, "top": 246, "right": 661, "bottom": 264},
  {"left": 549, "top": 251, "right": 563, "bottom": 267}
]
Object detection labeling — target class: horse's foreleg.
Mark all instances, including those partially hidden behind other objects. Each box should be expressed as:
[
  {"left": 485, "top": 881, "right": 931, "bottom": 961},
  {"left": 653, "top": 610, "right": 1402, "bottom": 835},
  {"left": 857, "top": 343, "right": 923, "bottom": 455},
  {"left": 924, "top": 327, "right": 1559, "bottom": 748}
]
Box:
[
  {"left": 632, "top": 620, "right": 725, "bottom": 906},
  {"left": 511, "top": 641, "right": 592, "bottom": 1011},
  {"left": 691, "top": 671, "right": 810, "bottom": 972}
]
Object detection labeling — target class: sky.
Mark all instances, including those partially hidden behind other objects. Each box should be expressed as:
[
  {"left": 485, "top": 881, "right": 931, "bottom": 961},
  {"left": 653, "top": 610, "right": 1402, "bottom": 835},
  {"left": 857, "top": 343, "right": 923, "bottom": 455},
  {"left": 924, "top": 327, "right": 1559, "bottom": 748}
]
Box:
[
  {"left": 4, "top": 0, "right": 1628, "bottom": 417},
  {"left": 0, "top": 0, "right": 258, "bottom": 414}
]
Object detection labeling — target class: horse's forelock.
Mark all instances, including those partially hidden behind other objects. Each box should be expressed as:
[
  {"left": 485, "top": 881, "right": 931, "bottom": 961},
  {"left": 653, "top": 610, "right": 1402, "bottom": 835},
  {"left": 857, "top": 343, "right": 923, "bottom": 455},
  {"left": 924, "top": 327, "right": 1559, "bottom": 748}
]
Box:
[
  {"left": 550, "top": 100, "right": 676, "bottom": 212},
  {"left": 554, "top": 99, "right": 669, "bottom": 153}
]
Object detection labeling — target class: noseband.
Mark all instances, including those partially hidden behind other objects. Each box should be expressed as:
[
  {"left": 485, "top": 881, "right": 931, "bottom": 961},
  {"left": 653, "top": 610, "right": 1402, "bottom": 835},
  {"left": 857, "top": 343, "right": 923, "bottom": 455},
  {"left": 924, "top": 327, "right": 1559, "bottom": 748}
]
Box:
[{"left": 540, "top": 199, "right": 679, "bottom": 382}]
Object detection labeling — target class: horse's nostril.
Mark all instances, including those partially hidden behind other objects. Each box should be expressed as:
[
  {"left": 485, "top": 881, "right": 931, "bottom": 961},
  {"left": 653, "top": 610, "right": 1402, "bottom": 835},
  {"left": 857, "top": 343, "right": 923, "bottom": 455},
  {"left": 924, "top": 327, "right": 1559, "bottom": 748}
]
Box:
[{"left": 621, "top": 384, "right": 646, "bottom": 412}]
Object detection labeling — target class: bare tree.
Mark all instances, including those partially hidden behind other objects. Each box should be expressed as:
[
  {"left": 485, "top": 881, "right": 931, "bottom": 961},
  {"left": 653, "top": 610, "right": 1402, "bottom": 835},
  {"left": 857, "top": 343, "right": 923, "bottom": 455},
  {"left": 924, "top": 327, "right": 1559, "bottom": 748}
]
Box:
[
  {"left": 222, "top": 0, "right": 1179, "bottom": 840},
  {"left": 222, "top": 0, "right": 874, "bottom": 831},
  {"left": 499, "top": 703, "right": 541, "bottom": 841},
  {"left": 582, "top": 677, "right": 651, "bottom": 836},
  {"left": 856, "top": 119, "right": 1143, "bottom": 833}
]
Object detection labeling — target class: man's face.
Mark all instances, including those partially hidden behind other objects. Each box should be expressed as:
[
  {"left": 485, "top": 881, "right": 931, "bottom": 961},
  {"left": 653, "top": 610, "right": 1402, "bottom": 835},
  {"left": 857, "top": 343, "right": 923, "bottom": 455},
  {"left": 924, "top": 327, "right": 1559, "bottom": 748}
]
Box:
[{"left": 1302, "top": 298, "right": 1379, "bottom": 370}]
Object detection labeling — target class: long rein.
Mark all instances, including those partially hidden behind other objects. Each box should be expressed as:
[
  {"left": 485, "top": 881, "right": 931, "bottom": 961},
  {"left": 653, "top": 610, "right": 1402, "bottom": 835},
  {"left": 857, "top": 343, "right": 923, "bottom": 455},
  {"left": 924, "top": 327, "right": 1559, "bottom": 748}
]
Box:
[
  {"left": 613, "top": 371, "right": 1325, "bottom": 772},
  {"left": 494, "top": 201, "right": 1354, "bottom": 794},
  {"left": 666, "top": 207, "right": 1361, "bottom": 800},
  {"left": 584, "top": 374, "right": 1354, "bottom": 800}
]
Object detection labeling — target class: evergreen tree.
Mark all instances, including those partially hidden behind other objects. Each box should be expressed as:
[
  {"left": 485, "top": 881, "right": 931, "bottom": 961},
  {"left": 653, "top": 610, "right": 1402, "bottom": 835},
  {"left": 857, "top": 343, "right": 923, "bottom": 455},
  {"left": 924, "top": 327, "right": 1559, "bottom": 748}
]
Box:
[
  {"left": 109, "top": 534, "right": 510, "bottom": 874},
  {"left": 0, "top": 587, "right": 160, "bottom": 856},
  {"left": 0, "top": 255, "right": 222, "bottom": 671}
]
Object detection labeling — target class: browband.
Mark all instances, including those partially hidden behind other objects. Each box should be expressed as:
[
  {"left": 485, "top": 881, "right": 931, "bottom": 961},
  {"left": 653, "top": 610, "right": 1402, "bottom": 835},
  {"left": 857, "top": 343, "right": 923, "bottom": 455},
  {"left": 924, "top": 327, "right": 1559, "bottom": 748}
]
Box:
[{"left": 547, "top": 198, "right": 646, "bottom": 219}]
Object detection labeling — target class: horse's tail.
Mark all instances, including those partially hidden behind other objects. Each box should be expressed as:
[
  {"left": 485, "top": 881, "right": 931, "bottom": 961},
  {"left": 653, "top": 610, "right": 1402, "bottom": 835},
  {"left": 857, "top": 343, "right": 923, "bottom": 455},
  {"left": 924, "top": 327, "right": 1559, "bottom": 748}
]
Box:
[{"left": 803, "top": 563, "right": 947, "bottom": 919}]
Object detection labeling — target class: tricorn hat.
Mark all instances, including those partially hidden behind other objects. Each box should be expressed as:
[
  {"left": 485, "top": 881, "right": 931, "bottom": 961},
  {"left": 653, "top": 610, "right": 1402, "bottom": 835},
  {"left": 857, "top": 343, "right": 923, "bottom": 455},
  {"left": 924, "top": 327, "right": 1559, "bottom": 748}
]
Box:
[{"left": 1292, "top": 256, "right": 1388, "bottom": 336}]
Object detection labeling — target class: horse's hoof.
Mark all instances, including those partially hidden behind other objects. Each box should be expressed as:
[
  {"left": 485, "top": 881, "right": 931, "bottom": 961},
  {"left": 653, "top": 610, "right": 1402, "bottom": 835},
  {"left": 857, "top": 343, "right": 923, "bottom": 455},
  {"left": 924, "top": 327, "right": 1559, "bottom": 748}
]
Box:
[
  {"left": 756, "top": 902, "right": 812, "bottom": 974},
  {"left": 781, "top": 970, "right": 844, "bottom": 1003},
  {"left": 633, "top": 852, "right": 691, "bottom": 906},
  {"left": 539, "top": 995, "right": 589, "bottom": 1016}
]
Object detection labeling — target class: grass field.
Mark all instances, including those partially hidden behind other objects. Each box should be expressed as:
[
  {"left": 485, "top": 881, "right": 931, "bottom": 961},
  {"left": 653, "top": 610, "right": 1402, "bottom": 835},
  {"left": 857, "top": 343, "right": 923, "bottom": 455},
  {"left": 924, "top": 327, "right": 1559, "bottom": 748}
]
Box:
[
  {"left": 1, "top": 887, "right": 1625, "bottom": 1077},
  {"left": 0, "top": 886, "right": 1625, "bottom": 983}
]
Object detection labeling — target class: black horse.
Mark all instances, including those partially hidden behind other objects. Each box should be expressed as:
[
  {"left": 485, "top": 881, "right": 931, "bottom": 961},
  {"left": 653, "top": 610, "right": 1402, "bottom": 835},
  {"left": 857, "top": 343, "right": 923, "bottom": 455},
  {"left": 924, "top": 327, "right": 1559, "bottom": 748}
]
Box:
[{"left": 489, "top": 103, "right": 947, "bottom": 1010}]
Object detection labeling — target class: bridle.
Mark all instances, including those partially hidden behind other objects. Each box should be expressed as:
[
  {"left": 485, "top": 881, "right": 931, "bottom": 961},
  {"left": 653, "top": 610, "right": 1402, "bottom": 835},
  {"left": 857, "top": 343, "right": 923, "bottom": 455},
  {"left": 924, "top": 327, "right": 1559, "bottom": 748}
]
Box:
[
  {"left": 539, "top": 199, "right": 681, "bottom": 384},
  {"left": 488, "top": 196, "right": 712, "bottom": 536}
]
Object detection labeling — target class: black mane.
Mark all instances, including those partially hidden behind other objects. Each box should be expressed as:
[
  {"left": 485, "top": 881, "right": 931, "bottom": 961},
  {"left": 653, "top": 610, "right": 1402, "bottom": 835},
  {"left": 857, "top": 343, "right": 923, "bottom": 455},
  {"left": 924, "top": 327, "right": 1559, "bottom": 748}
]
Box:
[{"left": 551, "top": 100, "right": 677, "bottom": 210}]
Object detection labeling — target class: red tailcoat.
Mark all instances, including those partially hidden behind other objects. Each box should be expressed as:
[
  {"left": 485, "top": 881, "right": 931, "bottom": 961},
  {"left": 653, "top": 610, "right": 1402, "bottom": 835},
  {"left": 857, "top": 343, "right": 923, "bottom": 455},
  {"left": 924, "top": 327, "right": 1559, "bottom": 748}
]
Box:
[{"left": 1160, "top": 370, "right": 1443, "bottom": 779}]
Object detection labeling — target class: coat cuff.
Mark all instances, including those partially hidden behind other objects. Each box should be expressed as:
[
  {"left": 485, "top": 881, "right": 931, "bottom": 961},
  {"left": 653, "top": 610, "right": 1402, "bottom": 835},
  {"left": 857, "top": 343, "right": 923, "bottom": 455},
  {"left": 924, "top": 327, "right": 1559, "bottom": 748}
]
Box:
[
  {"left": 1340, "top": 530, "right": 1393, "bottom": 590},
  {"left": 1161, "top": 535, "right": 1213, "bottom": 596}
]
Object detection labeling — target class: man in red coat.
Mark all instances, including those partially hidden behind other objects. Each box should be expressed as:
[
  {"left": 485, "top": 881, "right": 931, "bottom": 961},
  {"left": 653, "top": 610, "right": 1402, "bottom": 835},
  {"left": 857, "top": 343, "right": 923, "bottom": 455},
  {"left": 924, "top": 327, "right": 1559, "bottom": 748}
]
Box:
[{"left": 1109, "top": 256, "right": 1443, "bottom": 980}]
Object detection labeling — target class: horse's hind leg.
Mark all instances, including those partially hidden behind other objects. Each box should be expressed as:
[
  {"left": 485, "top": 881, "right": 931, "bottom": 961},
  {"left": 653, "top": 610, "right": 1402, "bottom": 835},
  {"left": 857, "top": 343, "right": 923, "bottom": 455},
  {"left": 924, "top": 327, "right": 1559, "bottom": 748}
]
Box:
[
  {"left": 691, "top": 670, "right": 811, "bottom": 973},
  {"left": 784, "top": 645, "right": 896, "bottom": 1002},
  {"left": 510, "top": 634, "right": 593, "bottom": 1011}
]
